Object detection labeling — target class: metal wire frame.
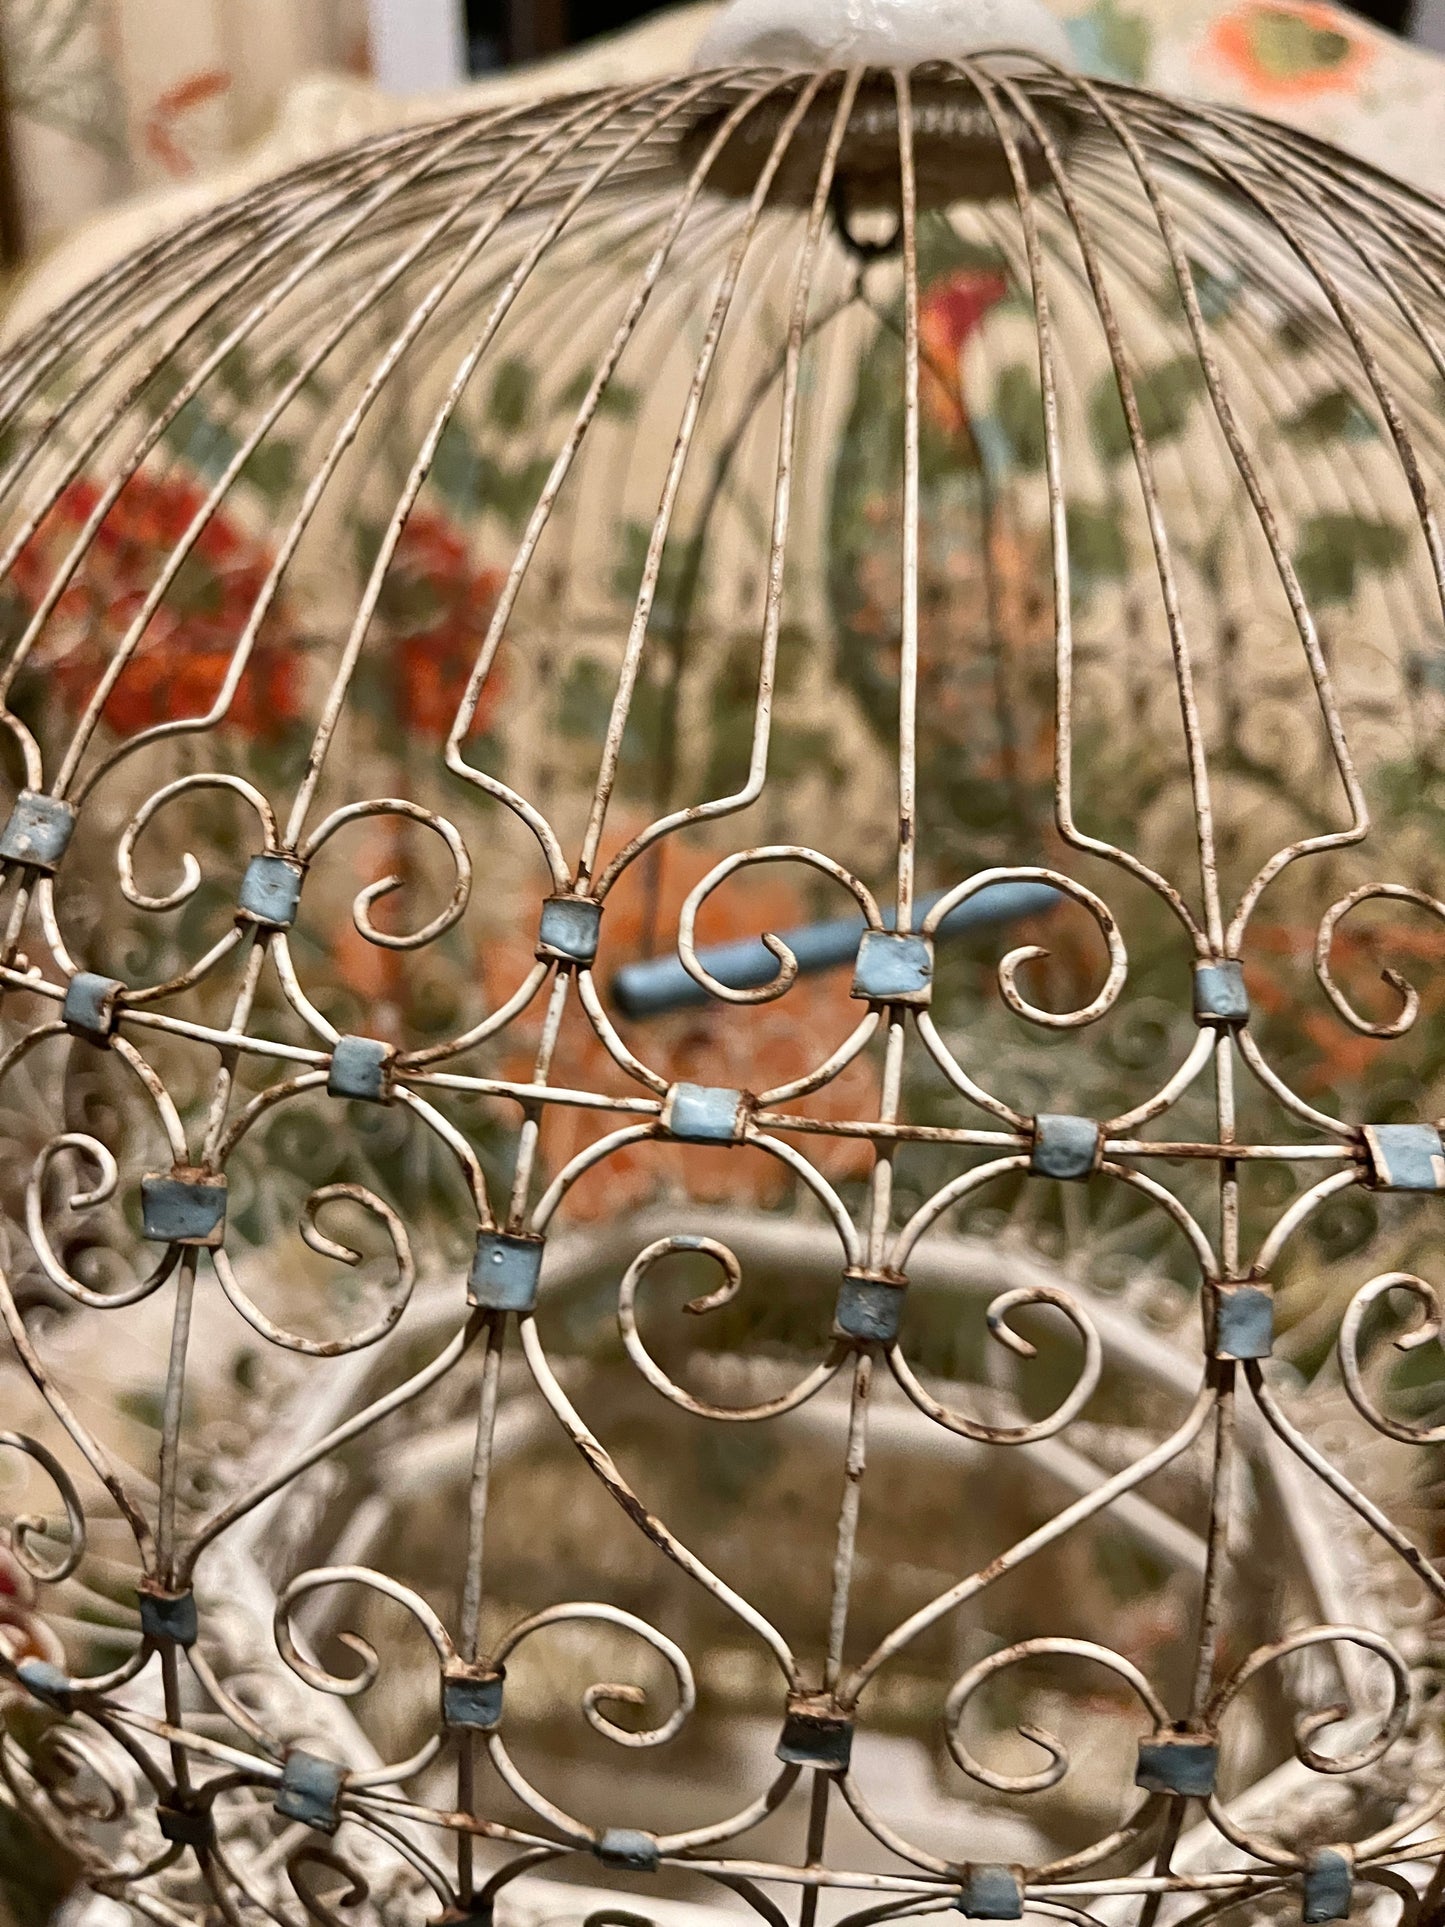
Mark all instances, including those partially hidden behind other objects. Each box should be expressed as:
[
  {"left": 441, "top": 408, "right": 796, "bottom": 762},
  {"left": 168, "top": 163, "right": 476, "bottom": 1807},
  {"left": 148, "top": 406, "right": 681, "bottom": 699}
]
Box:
[{"left": 0, "top": 49, "right": 1444, "bottom": 1927}]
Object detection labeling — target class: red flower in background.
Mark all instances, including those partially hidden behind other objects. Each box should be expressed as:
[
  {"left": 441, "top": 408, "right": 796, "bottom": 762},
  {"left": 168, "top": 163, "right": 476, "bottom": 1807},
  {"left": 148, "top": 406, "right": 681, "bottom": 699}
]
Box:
[
  {"left": 0, "top": 1544, "right": 64, "bottom": 1694},
  {"left": 919, "top": 267, "right": 1009, "bottom": 438},
  {"left": 9, "top": 472, "right": 302, "bottom": 739},
  {"left": 383, "top": 511, "right": 507, "bottom": 742}
]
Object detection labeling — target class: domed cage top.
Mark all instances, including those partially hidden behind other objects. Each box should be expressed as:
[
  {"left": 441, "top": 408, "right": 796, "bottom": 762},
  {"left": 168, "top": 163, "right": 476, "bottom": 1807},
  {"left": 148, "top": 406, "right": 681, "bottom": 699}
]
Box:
[{"left": 1, "top": 26, "right": 1445, "bottom": 1927}]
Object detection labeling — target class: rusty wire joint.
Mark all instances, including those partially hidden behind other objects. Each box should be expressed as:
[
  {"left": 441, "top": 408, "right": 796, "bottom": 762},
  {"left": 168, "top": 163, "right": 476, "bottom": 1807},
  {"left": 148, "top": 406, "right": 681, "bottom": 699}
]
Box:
[
  {"left": 835, "top": 1267, "right": 909, "bottom": 1345},
  {"left": 140, "top": 1169, "right": 230, "bottom": 1248},
  {"left": 776, "top": 1691, "right": 854, "bottom": 1771},
  {"left": 441, "top": 1658, "right": 506, "bottom": 1733},
  {"left": 62, "top": 971, "right": 126, "bottom": 1046},
  {"left": 468, "top": 1229, "right": 545, "bottom": 1312},
  {"left": 1206, "top": 1280, "right": 1275, "bottom": 1361},
  {"left": 274, "top": 1749, "right": 348, "bottom": 1834},
  {"left": 0, "top": 790, "right": 76, "bottom": 873},
  {"left": 236, "top": 851, "right": 306, "bottom": 928}
]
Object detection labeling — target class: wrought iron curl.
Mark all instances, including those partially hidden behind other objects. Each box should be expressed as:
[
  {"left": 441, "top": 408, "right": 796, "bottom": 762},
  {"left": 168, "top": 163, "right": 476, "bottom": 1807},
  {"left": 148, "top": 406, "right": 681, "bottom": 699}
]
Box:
[
  {"left": 1340, "top": 1271, "right": 1445, "bottom": 1445},
  {"left": 618, "top": 1234, "right": 845, "bottom": 1420},
  {"left": 0, "top": 1430, "right": 86, "bottom": 1583},
  {"left": 211, "top": 1182, "right": 416, "bottom": 1358},
  {"left": 942, "top": 1637, "right": 1169, "bottom": 1793},
  {"left": 1315, "top": 883, "right": 1445, "bottom": 1039}
]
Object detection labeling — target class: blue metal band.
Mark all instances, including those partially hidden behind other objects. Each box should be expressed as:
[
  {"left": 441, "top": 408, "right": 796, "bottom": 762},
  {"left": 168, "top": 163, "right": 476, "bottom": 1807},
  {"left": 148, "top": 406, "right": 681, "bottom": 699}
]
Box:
[
  {"left": 275, "top": 1750, "right": 346, "bottom": 1834},
  {"left": 328, "top": 1035, "right": 396, "bottom": 1104},
  {"left": 1135, "top": 1732, "right": 1218, "bottom": 1797},
  {"left": 1030, "top": 1114, "right": 1101, "bottom": 1182},
  {"left": 1362, "top": 1123, "right": 1445, "bottom": 1192},
  {"left": 469, "top": 1231, "right": 544, "bottom": 1312},
  {"left": 1303, "top": 1849, "right": 1352, "bottom": 1924},
  {"left": 1193, "top": 961, "right": 1249, "bottom": 1027},
  {"left": 776, "top": 1702, "right": 854, "bottom": 1771},
  {"left": 1211, "top": 1282, "right": 1274, "bottom": 1361},
  {"left": 442, "top": 1663, "right": 505, "bottom": 1732},
  {"left": 956, "top": 1866, "right": 1024, "bottom": 1920},
  {"left": 139, "top": 1586, "right": 199, "bottom": 1647},
  {"left": 63, "top": 972, "right": 125, "bottom": 1045},
  {"left": 141, "top": 1172, "right": 229, "bottom": 1248},
  {"left": 538, "top": 894, "right": 602, "bottom": 965},
  {"left": 237, "top": 852, "right": 305, "bottom": 927},
  {"left": 593, "top": 1827, "right": 660, "bottom": 1872},
  {"left": 663, "top": 1083, "right": 746, "bottom": 1144},
  {"left": 0, "top": 791, "right": 76, "bottom": 872},
  {"left": 851, "top": 929, "right": 934, "bottom": 1005},
  {"left": 834, "top": 1273, "right": 907, "bottom": 1346}
]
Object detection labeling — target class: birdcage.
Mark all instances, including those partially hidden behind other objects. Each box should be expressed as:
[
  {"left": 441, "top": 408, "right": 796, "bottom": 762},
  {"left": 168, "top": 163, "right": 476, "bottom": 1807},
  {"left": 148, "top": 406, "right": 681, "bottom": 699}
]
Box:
[{"left": 2, "top": 3, "right": 1444, "bottom": 1923}]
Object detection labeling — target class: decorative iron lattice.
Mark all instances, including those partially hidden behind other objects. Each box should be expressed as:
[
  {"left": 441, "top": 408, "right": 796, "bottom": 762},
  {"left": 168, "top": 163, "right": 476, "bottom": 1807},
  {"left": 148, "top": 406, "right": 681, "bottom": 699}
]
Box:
[{"left": 0, "top": 38, "right": 1444, "bottom": 1927}]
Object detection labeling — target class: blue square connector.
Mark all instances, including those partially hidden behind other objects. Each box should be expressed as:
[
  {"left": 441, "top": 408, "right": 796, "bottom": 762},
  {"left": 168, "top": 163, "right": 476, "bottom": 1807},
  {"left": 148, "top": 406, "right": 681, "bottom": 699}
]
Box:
[
  {"left": 1303, "top": 1849, "right": 1353, "bottom": 1925},
  {"left": 328, "top": 1035, "right": 396, "bottom": 1104},
  {"left": 63, "top": 973, "right": 125, "bottom": 1046},
  {"left": 1210, "top": 1282, "right": 1274, "bottom": 1361},
  {"left": 138, "top": 1585, "right": 198, "bottom": 1647},
  {"left": 237, "top": 852, "right": 306, "bottom": 928},
  {"left": 275, "top": 1750, "right": 346, "bottom": 1834},
  {"left": 956, "top": 1866, "right": 1024, "bottom": 1920},
  {"left": 442, "top": 1661, "right": 505, "bottom": 1732},
  {"left": 834, "top": 1271, "right": 907, "bottom": 1346},
  {"left": 593, "top": 1828, "right": 660, "bottom": 1873},
  {"left": 662, "top": 1083, "right": 747, "bottom": 1144},
  {"left": 141, "top": 1171, "right": 229, "bottom": 1248},
  {"left": 852, "top": 930, "right": 934, "bottom": 1006},
  {"left": 469, "top": 1230, "right": 544, "bottom": 1312},
  {"left": 537, "top": 895, "right": 603, "bottom": 966},
  {"left": 1362, "top": 1124, "right": 1445, "bottom": 1193},
  {"left": 1135, "top": 1730, "right": 1218, "bottom": 1798},
  {"left": 776, "top": 1697, "right": 854, "bottom": 1771},
  {"left": 1030, "top": 1115, "right": 1102, "bottom": 1182},
  {"left": 1193, "top": 961, "right": 1249, "bottom": 1028},
  {"left": 0, "top": 792, "right": 76, "bottom": 873}
]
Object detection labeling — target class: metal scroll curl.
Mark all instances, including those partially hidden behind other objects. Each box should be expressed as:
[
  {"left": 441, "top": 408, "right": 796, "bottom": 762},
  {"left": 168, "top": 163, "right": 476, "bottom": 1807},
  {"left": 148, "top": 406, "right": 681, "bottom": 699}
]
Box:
[
  {"left": 1340, "top": 1271, "right": 1445, "bottom": 1446},
  {"left": 0, "top": 1430, "right": 86, "bottom": 1583},
  {"left": 618, "top": 1233, "right": 846, "bottom": 1421}
]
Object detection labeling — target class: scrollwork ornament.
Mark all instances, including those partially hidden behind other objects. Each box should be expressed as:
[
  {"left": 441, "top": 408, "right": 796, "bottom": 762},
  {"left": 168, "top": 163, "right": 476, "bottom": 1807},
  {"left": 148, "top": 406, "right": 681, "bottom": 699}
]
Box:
[
  {"left": 299, "top": 798, "right": 472, "bottom": 951},
  {"left": 675, "top": 847, "right": 882, "bottom": 1006},
  {"left": 943, "top": 1637, "right": 1169, "bottom": 1794},
  {"left": 0, "top": 1430, "right": 86, "bottom": 1583},
  {"left": 287, "top": 1844, "right": 371, "bottom": 1927},
  {"left": 619, "top": 1235, "right": 844, "bottom": 1420},
  {"left": 27, "top": 1135, "right": 178, "bottom": 1311},
  {"left": 1339, "top": 1272, "right": 1445, "bottom": 1444},
  {"left": 1315, "top": 884, "right": 1445, "bottom": 1039},
  {"left": 211, "top": 1182, "right": 415, "bottom": 1358}
]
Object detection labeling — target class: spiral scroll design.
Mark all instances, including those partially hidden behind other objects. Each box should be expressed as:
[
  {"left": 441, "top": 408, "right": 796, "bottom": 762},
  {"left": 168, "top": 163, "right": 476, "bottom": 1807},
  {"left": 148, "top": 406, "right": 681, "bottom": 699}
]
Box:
[
  {"left": 3, "top": 45, "right": 1445, "bottom": 1927},
  {"left": 943, "top": 1639, "right": 1169, "bottom": 1794},
  {"left": 1340, "top": 1272, "right": 1445, "bottom": 1445}
]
